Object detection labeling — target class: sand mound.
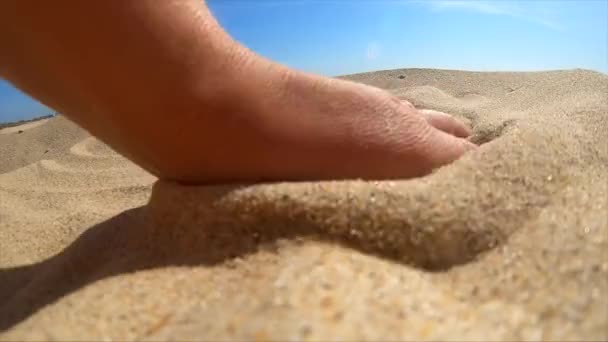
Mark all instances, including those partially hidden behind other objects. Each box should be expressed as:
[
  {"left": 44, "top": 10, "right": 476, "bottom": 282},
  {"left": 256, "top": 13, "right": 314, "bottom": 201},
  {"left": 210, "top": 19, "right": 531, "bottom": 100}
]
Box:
[
  {"left": 1, "top": 69, "right": 607, "bottom": 341},
  {"left": 0, "top": 118, "right": 51, "bottom": 135},
  {"left": 0, "top": 116, "right": 90, "bottom": 174}
]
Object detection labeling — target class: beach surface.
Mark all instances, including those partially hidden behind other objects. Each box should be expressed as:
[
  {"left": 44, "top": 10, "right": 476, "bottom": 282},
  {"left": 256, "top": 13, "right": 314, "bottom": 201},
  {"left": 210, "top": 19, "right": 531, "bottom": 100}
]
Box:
[{"left": 1, "top": 69, "right": 607, "bottom": 340}]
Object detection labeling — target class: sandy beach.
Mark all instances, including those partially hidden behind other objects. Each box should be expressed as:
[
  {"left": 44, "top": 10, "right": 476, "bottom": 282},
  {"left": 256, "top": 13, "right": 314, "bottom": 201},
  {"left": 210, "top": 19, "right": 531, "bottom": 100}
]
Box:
[{"left": 1, "top": 68, "right": 606, "bottom": 340}]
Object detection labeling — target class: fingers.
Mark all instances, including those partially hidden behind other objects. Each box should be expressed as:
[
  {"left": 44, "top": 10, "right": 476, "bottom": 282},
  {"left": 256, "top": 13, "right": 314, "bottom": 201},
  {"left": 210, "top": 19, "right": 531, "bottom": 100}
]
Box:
[
  {"left": 392, "top": 101, "right": 477, "bottom": 176},
  {"left": 418, "top": 109, "right": 471, "bottom": 138},
  {"left": 418, "top": 125, "right": 477, "bottom": 173},
  {"left": 399, "top": 100, "right": 472, "bottom": 138}
]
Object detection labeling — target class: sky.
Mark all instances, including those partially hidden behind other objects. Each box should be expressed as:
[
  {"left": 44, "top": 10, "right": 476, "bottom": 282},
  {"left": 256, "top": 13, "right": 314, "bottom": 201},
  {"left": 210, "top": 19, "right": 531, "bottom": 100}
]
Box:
[{"left": 1, "top": 0, "right": 607, "bottom": 123}]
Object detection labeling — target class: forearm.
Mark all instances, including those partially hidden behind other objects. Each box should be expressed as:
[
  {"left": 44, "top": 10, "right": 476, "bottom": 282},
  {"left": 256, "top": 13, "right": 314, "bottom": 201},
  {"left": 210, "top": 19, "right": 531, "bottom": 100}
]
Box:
[{"left": 0, "top": 0, "right": 266, "bottom": 179}]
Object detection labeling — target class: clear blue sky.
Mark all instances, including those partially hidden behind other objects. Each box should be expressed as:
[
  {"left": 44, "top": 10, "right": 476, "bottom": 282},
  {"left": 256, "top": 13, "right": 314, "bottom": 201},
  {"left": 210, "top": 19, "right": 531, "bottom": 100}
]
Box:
[{"left": 1, "top": 0, "right": 606, "bottom": 123}]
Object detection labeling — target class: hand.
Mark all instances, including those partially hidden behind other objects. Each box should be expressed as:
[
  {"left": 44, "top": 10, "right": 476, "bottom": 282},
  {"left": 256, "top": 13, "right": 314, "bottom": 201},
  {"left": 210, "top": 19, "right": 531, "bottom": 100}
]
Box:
[{"left": 241, "top": 71, "right": 478, "bottom": 180}]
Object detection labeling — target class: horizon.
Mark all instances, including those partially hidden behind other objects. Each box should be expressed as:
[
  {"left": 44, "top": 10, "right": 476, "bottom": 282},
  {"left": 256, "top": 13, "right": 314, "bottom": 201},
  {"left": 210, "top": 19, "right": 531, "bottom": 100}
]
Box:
[{"left": 1, "top": 0, "right": 607, "bottom": 123}]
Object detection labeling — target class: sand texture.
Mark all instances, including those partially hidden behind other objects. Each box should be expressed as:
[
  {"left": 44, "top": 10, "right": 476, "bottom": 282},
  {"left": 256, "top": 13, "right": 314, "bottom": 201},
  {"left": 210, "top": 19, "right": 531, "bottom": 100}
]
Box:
[{"left": 1, "top": 69, "right": 607, "bottom": 341}]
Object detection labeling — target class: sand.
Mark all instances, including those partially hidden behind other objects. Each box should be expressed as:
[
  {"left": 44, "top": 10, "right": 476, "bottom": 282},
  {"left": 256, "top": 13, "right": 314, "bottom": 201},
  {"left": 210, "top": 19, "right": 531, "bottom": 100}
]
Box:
[
  {"left": 0, "top": 119, "right": 51, "bottom": 135},
  {"left": 0, "top": 69, "right": 606, "bottom": 341}
]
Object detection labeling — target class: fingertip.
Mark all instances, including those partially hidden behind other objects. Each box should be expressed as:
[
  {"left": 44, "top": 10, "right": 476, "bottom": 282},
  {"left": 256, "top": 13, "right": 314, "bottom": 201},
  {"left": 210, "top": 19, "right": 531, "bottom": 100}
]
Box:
[
  {"left": 419, "top": 109, "right": 472, "bottom": 138},
  {"left": 463, "top": 138, "right": 478, "bottom": 152},
  {"left": 422, "top": 127, "right": 478, "bottom": 170}
]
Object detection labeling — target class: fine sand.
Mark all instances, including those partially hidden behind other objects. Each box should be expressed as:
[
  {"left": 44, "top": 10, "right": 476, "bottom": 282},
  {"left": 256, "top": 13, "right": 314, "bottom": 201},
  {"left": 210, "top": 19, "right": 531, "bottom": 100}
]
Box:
[{"left": 1, "top": 69, "right": 607, "bottom": 341}]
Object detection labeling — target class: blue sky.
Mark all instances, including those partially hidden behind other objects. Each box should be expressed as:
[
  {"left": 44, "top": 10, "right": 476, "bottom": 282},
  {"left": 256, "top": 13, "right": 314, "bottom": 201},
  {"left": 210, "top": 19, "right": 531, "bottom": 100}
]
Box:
[{"left": 1, "top": 0, "right": 607, "bottom": 123}]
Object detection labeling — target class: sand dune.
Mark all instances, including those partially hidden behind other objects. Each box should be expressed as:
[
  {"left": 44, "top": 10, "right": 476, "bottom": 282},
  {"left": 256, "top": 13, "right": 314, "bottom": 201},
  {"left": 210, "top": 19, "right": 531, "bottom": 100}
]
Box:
[
  {"left": 0, "top": 116, "right": 89, "bottom": 174},
  {"left": 0, "top": 119, "right": 51, "bottom": 135},
  {"left": 1, "top": 69, "right": 607, "bottom": 340}
]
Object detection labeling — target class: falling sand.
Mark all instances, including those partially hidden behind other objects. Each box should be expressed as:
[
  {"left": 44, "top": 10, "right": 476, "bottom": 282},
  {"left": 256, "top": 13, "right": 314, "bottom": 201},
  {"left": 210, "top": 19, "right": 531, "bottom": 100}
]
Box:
[{"left": 1, "top": 69, "right": 607, "bottom": 340}]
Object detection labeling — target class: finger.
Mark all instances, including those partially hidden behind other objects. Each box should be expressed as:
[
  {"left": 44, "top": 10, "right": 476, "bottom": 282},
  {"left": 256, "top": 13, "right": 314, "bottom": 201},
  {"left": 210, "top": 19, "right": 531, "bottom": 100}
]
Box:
[
  {"left": 417, "top": 125, "right": 478, "bottom": 173},
  {"left": 400, "top": 99, "right": 416, "bottom": 110},
  {"left": 418, "top": 109, "right": 472, "bottom": 138}
]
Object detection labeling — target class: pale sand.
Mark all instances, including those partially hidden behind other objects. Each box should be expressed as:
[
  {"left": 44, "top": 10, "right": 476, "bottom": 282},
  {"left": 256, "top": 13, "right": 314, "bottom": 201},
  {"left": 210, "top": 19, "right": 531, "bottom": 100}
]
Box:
[
  {"left": 0, "top": 119, "right": 51, "bottom": 135},
  {"left": 0, "top": 69, "right": 607, "bottom": 341}
]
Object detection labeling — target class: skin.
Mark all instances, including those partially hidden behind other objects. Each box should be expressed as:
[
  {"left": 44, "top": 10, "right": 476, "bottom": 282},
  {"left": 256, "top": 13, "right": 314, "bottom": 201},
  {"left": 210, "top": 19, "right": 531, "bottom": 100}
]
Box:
[{"left": 0, "top": 0, "right": 477, "bottom": 184}]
